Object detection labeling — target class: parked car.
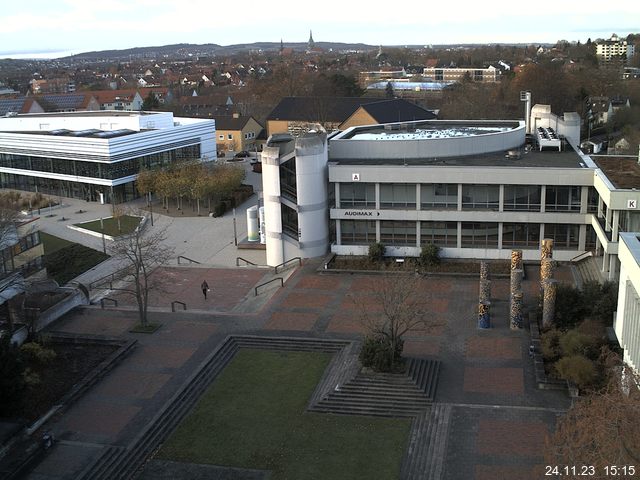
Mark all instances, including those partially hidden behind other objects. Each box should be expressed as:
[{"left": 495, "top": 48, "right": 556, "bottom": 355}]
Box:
[
  {"left": 252, "top": 162, "right": 262, "bottom": 173},
  {"left": 216, "top": 150, "right": 226, "bottom": 158},
  {"left": 234, "top": 150, "right": 250, "bottom": 158}
]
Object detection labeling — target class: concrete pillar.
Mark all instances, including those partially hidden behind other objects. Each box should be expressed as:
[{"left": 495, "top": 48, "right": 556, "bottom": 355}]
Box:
[
  {"left": 541, "top": 238, "right": 553, "bottom": 260},
  {"left": 498, "top": 184, "right": 504, "bottom": 212},
  {"left": 510, "top": 291, "right": 524, "bottom": 330},
  {"left": 479, "top": 279, "right": 491, "bottom": 304},
  {"left": 609, "top": 255, "right": 618, "bottom": 281},
  {"left": 480, "top": 260, "right": 490, "bottom": 280},
  {"left": 478, "top": 301, "right": 491, "bottom": 329},
  {"left": 612, "top": 210, "right": 620, "bottom": 240},
  {"left": 542, "top": 280, "right": 557, "bottom": 328},
  {"left": 540, "top": 185, "right": 546, "bottom": 213},
  {"left": 510, "top": 249, "right": 523, "bottom": 271}
]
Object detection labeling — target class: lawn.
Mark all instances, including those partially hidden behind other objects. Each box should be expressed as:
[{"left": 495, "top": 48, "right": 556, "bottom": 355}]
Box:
[
  {"left": 74, "top": 215, "right": 141, "bottom": 236},
  {"left": 41, "top": 232, "right": 109, "bottom": 284},
  {"left": 40, "top": 231, "right": 74, "bottom": 255},
  {"left": 159, "top": 349, "right": 411, "bottom": 479}
]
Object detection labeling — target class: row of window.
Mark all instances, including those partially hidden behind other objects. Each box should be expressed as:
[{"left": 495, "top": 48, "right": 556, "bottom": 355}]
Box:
[
  {"left": 338, "top": 183, "right": 596, "bottom": 213},
  {"left": 0, "top": 232, "right": 41, "bottom": 275},
  {"left": 340, "top": 220, "right": 588, "bottom": 250},
  {"left": 217, "top": 132, "right": 257, "bottom": 141},
  {"left": 0, "top": 145, "right": 201, "bottom": 180}
]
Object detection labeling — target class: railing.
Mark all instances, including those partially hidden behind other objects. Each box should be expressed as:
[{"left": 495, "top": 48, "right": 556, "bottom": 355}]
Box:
[
  {"left": 570, "top": 251, "right": 593, "bottom": 263},
  {"left": 89, "top": 266, "right": 132, "bottom": 290},
  {"left": 177, "top": 255, "right": 201, "bottom": 265},
  {"left": 100, "top": 297, "right": 118, "bottom": 309},
  {"left": 274, "top": 257, "right": 302, "bottom": 274},
  {"left": 171, "top": 301, "right": 187, "bottom": 312},
  {"left": 236, "top": 256, "right": 259, "bottom": 266},
  {"left": 254, "top": 277, "right": 283, "bottom": 296}
]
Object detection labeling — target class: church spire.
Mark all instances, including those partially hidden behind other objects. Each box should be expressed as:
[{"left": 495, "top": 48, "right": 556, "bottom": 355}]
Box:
[{"left": 308, "top": 30, "right": 315, "bottom": 50}]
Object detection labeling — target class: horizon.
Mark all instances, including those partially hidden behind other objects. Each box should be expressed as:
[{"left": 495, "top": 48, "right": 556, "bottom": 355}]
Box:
[{"left": 1, "top": 0, "right": 638, "bottom": 60}]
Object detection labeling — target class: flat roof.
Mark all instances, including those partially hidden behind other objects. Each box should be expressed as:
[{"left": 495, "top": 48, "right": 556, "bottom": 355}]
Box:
[
  {"left": 0, "top": 128, "right": 139, "bottom": 139},
  {"left": 4, "top": 110, "right": 155, "bottom": 118},
  {"left": 330, "top": 146, "right": 587, "bottom": 169},
  {"left": 340, "top": 120, "right": 520, "bottom": 141},
  {"left": 593, "top": 156, "right": 640, "bottom": 189}
]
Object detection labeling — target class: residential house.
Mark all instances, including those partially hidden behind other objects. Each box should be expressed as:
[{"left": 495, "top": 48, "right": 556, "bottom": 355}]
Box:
[
  {"left": 596, "top": 34, "right": 635, "bottom": 67},
  {"left": 588, "top": 96, "right": 613, "bottom": 126},
  {"left": 92, "top": 90, "right": 144, "bottom": 111},
  {"left": 32, "top": 93, "right": 100, "bottom": 112},
  {"left": 266, "top": 97, "right": 437, "bottom": 137},
  {"left": 0, "top": 98, "right": 45, "bottom": 116},
  {"left": 216, "top": 114, "right": 264, "bottom": 152}
]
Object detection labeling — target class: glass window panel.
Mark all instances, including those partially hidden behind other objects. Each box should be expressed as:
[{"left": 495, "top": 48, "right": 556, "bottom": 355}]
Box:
[
  {"left": 502, "top": 223, "right": 540, "bottom": 248},
  {"left": 420, "top": 221, "right": 457, "bottom": 247},
  {"left": 462, "top": 185, "right": 499, "bottom": 210}
]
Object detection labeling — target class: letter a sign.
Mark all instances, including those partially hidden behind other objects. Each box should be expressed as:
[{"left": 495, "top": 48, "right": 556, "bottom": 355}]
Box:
[{"left": 352, "top": 173, "right": 360, "bottom": 181}]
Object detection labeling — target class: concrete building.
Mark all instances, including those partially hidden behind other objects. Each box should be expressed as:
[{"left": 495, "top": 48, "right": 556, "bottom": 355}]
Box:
[
  {"left": 0, "top": 111, "right": 215, "bottom": 203},
  {"left": 422, "top": 66, "right": 499, "bottom": 83},
  {"left": 614, "top": 233, "right": 640, "bottom": 373},
  {"left": 596, "top": 34, "right": 636, "bottom": 67},
  {"left": 261, "top": 132, "right": 329, "bottom": 267}
]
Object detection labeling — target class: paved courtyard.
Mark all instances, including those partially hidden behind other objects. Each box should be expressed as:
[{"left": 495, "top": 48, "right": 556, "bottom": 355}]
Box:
[{"left": 23, "top": 255, "right": 573, "bottom": 480}]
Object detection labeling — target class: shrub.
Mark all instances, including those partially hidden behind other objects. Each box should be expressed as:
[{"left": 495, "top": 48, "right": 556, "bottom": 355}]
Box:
[
  {"left": 45, "top": 244, "right": 109, "bottom": 285},
  {"left": 559, "top": 330, "right": 597, "bottom": 358},
  {"left": 554, "top": 355, "right": 598, "bottom": 389},
  {"left": 541, "top": 329, "right": 563, "bottom": 362},
  {"left": 554, "top": 284, "right": 588, "bottom": 329},
  {"left": 359, "top": 335, "right": 404, "bottom": 372},
  {"left": 368, "top": 242, "right": 386, "bottom": 263},
  {"left": 420, "top": 244, "right": 441, "bottom": 267},
  {"left": 0, "top": 336, "right": 26, "bottom": 416},
  {"left": 20, "top": 342, "right": 57, "bottom": 365}
]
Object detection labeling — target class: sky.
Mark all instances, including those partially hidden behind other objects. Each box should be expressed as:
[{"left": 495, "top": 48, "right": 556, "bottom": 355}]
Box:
[{"left": 1, "top": 0, "right": 638, "bottom": 58}]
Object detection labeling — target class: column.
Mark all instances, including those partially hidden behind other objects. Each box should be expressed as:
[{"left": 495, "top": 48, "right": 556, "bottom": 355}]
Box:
[
  {"left": 478, "top": 301, "right": 491, "bottom": 329},
  {"left": 542, "top": 280, "right": 557, "bottom": 328},
  {"left": 498, "top": 185, "right": 504, "bottom": 212},
  {"left": 612, "top": 210, "right": 620, "bottom": 240},
  {"left": 511, "top": 292, "right": 524, "bottom": 330},
  {"left": 540, "top": 185, "right": 546, "bottom": 213}
]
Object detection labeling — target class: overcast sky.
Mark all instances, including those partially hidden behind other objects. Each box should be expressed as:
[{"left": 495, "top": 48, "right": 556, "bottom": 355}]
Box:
[{"left": 1, "top": 0, "right": 638, "bottom": 58}]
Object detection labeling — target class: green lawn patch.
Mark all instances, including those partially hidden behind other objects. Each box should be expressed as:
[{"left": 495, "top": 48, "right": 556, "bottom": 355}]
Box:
[
  {"left": 44, "top": 238, "right": 109, "bottom": 285},
  {"left": 159, "top": 349, "right": 411, "bottom": 480},
  {"left": 130, "top": 323, "right": 161, "bottom": 333},
  {"left": 74, "top": 215, "right": 141, "bottom": 236},
  {"left": 40, "top": 231, "right": 74, "bottom": 255}
]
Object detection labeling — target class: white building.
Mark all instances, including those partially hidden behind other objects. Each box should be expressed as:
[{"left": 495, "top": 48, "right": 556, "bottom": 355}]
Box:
[
  {"left": 422, "top": 66, "right": 499, "bottom": 83},
  {"left": 614, "top": 233, "right": 640, "bottom": 373},
  {"left": 596, "top": 34, "right": 636, "bottom": 66},
  {"left": 0, "top": 111, "right": 215, "bottom": 203}
]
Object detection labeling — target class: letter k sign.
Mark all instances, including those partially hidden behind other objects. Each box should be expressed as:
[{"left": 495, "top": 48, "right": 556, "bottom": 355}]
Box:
[{"left": 628, "top": 199, "right": 637, "bottom": 209}]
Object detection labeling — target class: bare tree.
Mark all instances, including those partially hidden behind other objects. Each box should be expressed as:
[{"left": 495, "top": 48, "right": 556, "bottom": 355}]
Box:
[
  {"left": 0, "top": 207, "right": 28, "bottom": 335},
  {"left": 351, "top": 273, "right": 438, "bottom": 369},
  {"left": 545, "top": 358, "right": 640, "bottom": 469},
  {"left": 109, "top": 222, "right": 174, "bottom": 326}
]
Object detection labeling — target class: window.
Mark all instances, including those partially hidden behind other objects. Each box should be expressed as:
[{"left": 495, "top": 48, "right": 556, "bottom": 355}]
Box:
[
  {"left": 281, "top": 204, "right": 298, "bottom": 240},
  {"left": 545, "top": 186, "right": 581, "bottom": 212},
  {"left": 340, "top": 183, "right": 375, "bottom": 208},
  {"left": 227, "top": 134, "right": 233, "bottom": 140},
  {"left": 461, "top": 185, "right": 499, "bottom": 210},
  {"left": 587, "top": 187, "right": 598, "bottom": 213},
  {"left": 420, "top": 221, "right": 457, "bottom": 247},
  {"left": 219, "top": 134, "right": 224, "bottom": 140},
  {"left": 341, "top": 220, "right": 376, "bottom": 245},
  {"left": 502, "top": 223, "right": 540, "bottom": 248},
  {"left": 461, "top": 222, "right": 499, "bottom": 248},
  {"left": 380, "top": 221, "right": 416, "bottom": 246},
  {"left": 544, "top": 224, "right": 579, "bottom": 249},
  {"left": 421, "top": 184, "right": 457, "bottom": 209},
  {"left": 280, "top": 158, "right": 297, "bottom": 202},
  {"left": 380, "top": 184, "right": 416, "bottom": 209},
  {"left": 503, "top": 185, "right": 541, "bottom": 211}
]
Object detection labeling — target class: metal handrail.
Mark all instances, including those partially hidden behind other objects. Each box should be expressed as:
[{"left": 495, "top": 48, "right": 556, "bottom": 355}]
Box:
[
  {"left": 274, "top": 257, "right": 302, "bottom": 274},
  {"left": 171, "top": 301, "right": 187, "bottom": 312},
  {"left": 570, "top": 251, "right": 593, "bottom": 263},
  {"left": 177, "top": 255, "right": 201, "bottom": 265},
  {"left": 254, "top": 277, "right": 283, "bottom": 296},
  {"left": 89, "top": 266, "right": 132, "bottom": 290},
  {"left": 100, "top": 297, "right": 118, "bottom": 309},
  {"left": 236, "top": 256, "right": 258, "bottom": 266}
]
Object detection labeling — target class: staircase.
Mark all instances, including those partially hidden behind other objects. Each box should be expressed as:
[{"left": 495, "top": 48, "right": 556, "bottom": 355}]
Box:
[
  {"left": 573, "top": 255, "right": 604, "bottom": 286},
  {"left": 309, "top": 359, "right": 440, "bottom": 418},
  {"left": 400, "top": 404, "right": 453, "bottom": 480}
]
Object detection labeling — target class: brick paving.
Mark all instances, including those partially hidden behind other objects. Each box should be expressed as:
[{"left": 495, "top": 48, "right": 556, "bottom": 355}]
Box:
[
  {"left": 466, "top": 337, "right": 522, "bottom": 360},
  {"left": 464, "top": 367, "right": 525, "bottom": 395},
  {"left": 29, "top": 258, "right": 573, "bottom": 480}
]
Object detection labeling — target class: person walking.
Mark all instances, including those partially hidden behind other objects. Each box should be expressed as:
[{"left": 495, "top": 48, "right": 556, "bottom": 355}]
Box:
[{"left": 201, "top": 280, "right": 209, "bottom": 300}]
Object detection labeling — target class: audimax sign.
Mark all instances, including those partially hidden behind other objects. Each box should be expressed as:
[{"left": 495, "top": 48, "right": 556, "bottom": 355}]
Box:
[{"left": 344, "top": 210, "right": 380, "bottom": 217}]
